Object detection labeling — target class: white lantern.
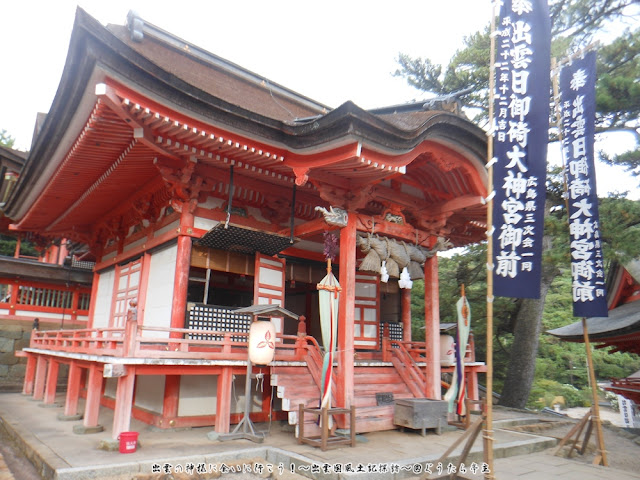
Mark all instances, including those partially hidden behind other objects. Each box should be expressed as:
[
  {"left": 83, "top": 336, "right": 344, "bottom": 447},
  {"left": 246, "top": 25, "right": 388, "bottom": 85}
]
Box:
[
  {"left": 248, "top": 320, "right": 276, "bottom": 365},
  {"left": 440, "top": 334, "right": 455, "bottom": 366}
]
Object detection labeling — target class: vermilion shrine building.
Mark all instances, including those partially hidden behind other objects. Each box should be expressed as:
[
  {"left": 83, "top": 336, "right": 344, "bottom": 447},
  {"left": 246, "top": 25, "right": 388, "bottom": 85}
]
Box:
[{"left": 5, "top": 9, "right": 488, "bottom": 439}]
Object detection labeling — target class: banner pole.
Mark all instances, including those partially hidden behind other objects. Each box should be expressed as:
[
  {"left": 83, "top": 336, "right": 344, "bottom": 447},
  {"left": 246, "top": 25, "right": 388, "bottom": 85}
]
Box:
[
  {"left": 484, "top": 2, "right": 498, "bottom": 478},
  {"left": 551, "top": 57, "right": 571, "bottom": 214},
  {"left": 582, "top": 317, "right": 608, "bottom": 466},
  {"left": 555, "top": 47, "right": 608, "bottom": 467}
]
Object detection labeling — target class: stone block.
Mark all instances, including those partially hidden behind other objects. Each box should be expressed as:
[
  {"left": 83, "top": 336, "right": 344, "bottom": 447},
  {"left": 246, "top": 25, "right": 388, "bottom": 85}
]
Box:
[
  {"left": 0, "top": 352, "right": 18, "bottom": 365},
  {"left": 0, "top": 337, "right": 15, "bottom": 353},
  {"left": 0, "top": 329, "right": 24, "bottom": 340},
  {"left": 73, "top": 424, "right": 104, "bottom": 434},
  {"left": 9, "top": 364, "right": 26, "bottom": 378}
]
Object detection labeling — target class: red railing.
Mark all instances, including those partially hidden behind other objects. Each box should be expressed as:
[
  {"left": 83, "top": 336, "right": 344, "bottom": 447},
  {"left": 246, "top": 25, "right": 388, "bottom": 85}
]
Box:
[
  {"left": 0, "top": 278, "right": 91, "bottom": 322},
  {"left": 29, "top": 322, "right": 311, "bottom": 362}
]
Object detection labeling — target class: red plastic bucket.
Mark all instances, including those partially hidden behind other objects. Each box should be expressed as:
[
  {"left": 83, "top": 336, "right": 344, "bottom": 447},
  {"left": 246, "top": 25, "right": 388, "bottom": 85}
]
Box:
[{"left": 118, "top": 431, "right": 138, "bottom": 454}]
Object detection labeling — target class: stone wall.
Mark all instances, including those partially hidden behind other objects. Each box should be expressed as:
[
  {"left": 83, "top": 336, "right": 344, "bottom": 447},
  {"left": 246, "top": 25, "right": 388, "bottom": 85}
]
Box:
[
  {"left": 0, "top": 322, "right": 32, "bottom": 391},
  {"left": 0, "top": 321, "right": 69, "bottom": 391}
]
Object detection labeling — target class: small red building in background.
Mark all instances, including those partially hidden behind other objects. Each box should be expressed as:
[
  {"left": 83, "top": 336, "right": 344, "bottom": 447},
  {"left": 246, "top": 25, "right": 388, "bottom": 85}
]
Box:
[{"left": 4, "top": 9, "right": 488, "bottom": 440}]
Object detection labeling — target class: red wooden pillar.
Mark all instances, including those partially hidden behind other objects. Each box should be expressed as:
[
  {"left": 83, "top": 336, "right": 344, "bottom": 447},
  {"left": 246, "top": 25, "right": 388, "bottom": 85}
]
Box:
[
  {"left": 8, "top": 280, "right": 19, "bottom": 316},
  {"left": 170, "top": 205, "right": 194, "bottom": 335},
  {"left": 162, "top": 375, "right": 180, "bottom": 423},
  {"left": 137, "top": 252, "right": 152, "bottom": 325},
  {"left": 33, "top": 356, "right": 47, "bottom": 401},
  {"left": 112, "top": 368, "right": 136, "bottom": 439},
  {"left": 22, "top": 354, "right": 36, "bottom": 395},
  {"left": 423, "top": 255, "right": 441, "bottom": 399},
  {"left": 63, "top": 362, "right": 82, "bottom": 417},
  {"left": 215, "top": 368, "right": 233, "bottom": 433},
  {"left": 14, "top": 236, "right": 21, "bottom": 258},
  {"left": 401, "top": 288, "right": 412, "bottom": 342},
  {"left": 43, "top": 359, "right": 60, "bottom": 404},
  {"left": 337, "top": 216, "right": 356, "bottom": 409},
  {"left": 82, "top": 365, "right": 103, "bottom": 428},
  {"left": 58, "top": 241, "right": 69, "bottom": 265}
]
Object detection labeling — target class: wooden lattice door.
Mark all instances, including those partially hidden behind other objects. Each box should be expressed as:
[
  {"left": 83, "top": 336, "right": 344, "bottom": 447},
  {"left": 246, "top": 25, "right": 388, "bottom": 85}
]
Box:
[
  {"left": 253, "top": 252, "right": 286, "bottom": 334},
  {"left": 111, "top": 257, "right": 142, "bottom": 328},
  {"left": 354, "top": 272, "right": 380, "bottom": 349}
]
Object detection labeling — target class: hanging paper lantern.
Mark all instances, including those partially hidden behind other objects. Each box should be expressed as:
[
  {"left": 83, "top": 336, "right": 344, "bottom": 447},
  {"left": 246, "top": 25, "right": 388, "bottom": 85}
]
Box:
[
  {"left": 248, "top": 320, "right": 276, "bottom": 365},
  {"left": 440, "top": 335, "right": 455, "bottom": 366}
]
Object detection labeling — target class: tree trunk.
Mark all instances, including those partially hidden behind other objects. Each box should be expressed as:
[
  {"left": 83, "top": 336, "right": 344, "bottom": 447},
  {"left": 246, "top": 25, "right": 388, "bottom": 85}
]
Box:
[{"left": 498, "top": 247, "right": 559, "bottom": 409}]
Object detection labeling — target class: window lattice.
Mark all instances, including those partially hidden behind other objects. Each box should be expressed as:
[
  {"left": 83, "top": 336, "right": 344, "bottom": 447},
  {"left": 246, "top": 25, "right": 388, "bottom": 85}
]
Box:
[{"left": 186, "top": 304, "right": 252, "bottom": 342}]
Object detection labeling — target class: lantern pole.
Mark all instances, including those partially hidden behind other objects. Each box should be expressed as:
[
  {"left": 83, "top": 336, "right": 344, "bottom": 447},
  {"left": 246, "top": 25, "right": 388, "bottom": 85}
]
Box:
[
  {"left": 217, "top": 304, "right": 298, "bottom": 444},
  {"left": 217, "top": 313, "right": 265, "bottom": 444}
]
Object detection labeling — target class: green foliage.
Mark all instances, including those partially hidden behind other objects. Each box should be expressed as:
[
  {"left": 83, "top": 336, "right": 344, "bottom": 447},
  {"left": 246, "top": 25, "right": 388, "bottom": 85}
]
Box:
[
  {"left": 394, "top": 1, "right": 640, "bottom": 174},
  {"left": 549, "top": 0, "right": 638, "bottom": 45},
  {"left": 599, "top": 197, "right": 640, "bottom": 263},
  {"left": 527, "top": 379, "right": 591, "bottom": 409},
  {"left": 0, "top": 129, "right": 15, "bottom": 148},
  {"left": 0, "top": 235, "right": 39, "bottom": 257}
]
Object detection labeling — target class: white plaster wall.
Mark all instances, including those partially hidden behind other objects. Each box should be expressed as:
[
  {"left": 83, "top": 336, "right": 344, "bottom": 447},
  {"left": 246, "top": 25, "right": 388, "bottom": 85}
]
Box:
[
  {"left": 134, "top": 375, "right": 165, "bottom": 414},
  {"left": 154, "top": 220, "right": 180, "bottom": 239},
  {"left": 194, "top": 217, "right": 219, "bottom": 232},
  {"left": 123, "top": 236, "right": 146, "bottom": 253},
  {"left": 93, "top": 268, "right": 115, "bottom": 328},
  {"left": 178, "top": 375, "right": 217, "bottom": 416},
  {"left": 143, "top": 244, "right": 177, "bottom": 335},
  {"left": 104, "top": 378, "right": 117, "bottom": 399},
  {"left": 232, "top": 374, "right": 263, "bottom": 414}
]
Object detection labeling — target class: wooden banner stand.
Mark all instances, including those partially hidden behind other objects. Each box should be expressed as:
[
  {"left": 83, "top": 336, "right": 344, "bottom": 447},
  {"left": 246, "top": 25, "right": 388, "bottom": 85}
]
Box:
[
  {"left": 422, "top": 412, "right": 485, "bottom": 480},
  {"left": 554, "top": 318, "right": 608, "bottom": 466}
]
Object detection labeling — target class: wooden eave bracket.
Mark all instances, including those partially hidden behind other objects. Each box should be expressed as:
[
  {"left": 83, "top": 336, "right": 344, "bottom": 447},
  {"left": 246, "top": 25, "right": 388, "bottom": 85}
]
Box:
[{"left": 95, "top": 83, "right": 183, "bottom": 162}]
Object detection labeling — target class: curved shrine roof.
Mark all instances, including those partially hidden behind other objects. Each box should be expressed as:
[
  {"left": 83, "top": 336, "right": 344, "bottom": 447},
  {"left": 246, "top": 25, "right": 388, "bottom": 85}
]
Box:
[{"left": 4, "top": 8, "right": 488, "bottom": 251}]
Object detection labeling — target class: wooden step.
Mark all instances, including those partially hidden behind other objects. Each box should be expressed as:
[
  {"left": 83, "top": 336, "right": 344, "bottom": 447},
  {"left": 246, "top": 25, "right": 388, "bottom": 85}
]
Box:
[
  {"left": 354, "top": 383, "right": 411, "bottom": 394},
  {"left": 271, "top": 365, "right": 308, "bottom": 374},
  {"left": 352, "top": 393, "right": 414, "bottom": 407},
  {"left": 354, "top": 373, "right": 409, "bottom": 384},
  {"left": 276, "top": 384, "right": 320, "bottom": 398}
]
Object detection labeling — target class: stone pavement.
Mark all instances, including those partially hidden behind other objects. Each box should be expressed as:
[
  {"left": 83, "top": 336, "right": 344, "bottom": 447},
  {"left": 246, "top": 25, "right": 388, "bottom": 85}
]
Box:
[{"left": 0, "top": 392, "right": 638, "bottom": 479}]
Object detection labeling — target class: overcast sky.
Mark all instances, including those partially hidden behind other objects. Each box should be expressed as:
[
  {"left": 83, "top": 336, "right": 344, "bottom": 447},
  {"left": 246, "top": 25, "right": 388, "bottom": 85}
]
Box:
[{"left": 1, "top": 0, "right": 637, "bottom": 197}]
